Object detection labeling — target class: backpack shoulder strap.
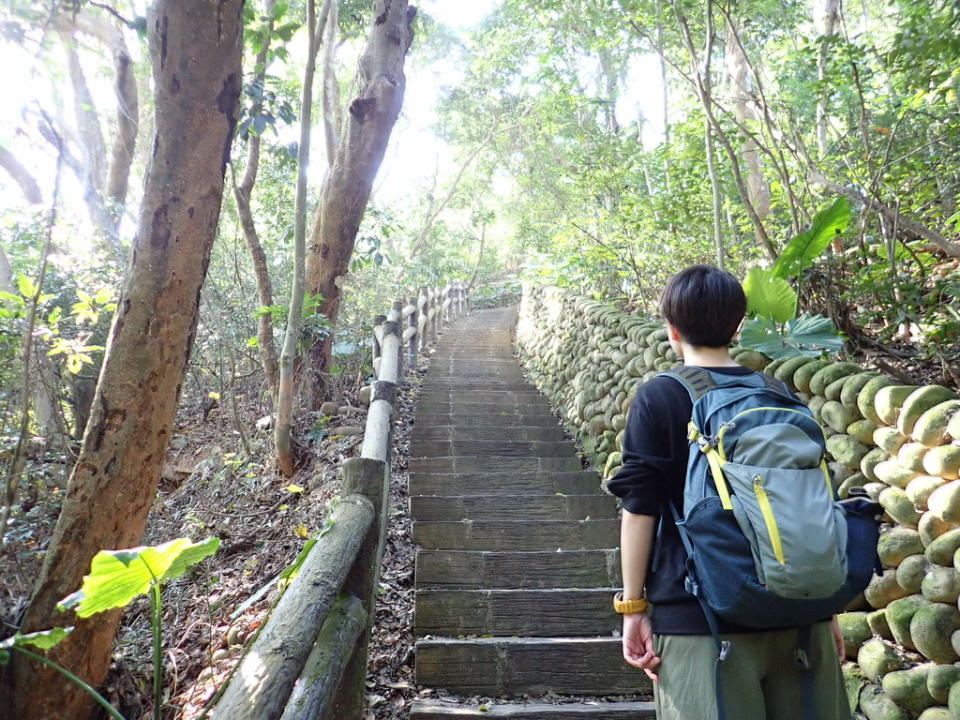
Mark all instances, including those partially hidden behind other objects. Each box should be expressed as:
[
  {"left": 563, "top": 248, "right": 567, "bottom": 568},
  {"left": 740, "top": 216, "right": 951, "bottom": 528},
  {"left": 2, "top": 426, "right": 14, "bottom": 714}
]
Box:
[{"left": 661, "top": 366, "right": 717, "bottom": 403}]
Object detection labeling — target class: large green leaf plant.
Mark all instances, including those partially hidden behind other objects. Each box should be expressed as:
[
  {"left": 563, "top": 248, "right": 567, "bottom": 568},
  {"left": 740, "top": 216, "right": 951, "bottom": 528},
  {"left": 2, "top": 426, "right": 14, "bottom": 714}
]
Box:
[
  {"left": 1, "top": 537, "right": 220, "bottom": 720},
  {"left": 740, "top": 198, "right": 849, "bottom": 359}
]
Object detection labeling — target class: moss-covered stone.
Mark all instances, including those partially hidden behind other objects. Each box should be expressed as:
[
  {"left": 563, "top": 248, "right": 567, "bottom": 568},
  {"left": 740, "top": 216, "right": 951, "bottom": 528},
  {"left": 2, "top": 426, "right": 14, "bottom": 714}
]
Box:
[
  {"left": 774, "top": 355, "right": 817, "bottom": 388},
  {"left": 841, "top": 371, "right": 881, "bottom": 410},
  {"left": 810, "top": 362, "right": 861, "bottom": 397},
  {"left": 900, "top": 442, "right": 932, "bottom": 473},
  {"left": 911, "top": 603, "right": 960, "bottom": 663},
  {"left": 879, "top": 528, "right": 925, "bottom": 568},
  {"left": 923, "top": 446, "right": 960, "bottom": 481},
  {"left": 839, "top": 472, "right": 869, "bottom": 499},
  {"left": 897, "top": 555, "right": 933, "bottom": 594},
  {"left": 913, "top": 400, "right": 960, "bottom": 447},
  {"left": 866, "top": 570, "right": 913, "bottom": 610},
  {"left": 921, "top": 566, "right": 960, "bottom": 603},
  {"left": 863, "top": 447, "right": 892, "bottom": 482},
  {"left": 916, "top": 707, "right": 953, "bottom": 720},
  {"left": 919, "top": 512, "right": 956, "bottom": 548},
  {"left": 877, "top": 385, "right": 921, "bottom": 427},
  {"left": 868, "top": 608, "right": 892, "bottom": 640},
  {"left": 794, "top": 359, "right": 832, "bottom": 394},
  {"left": 928, "top": 481, "right": 960, "bottom": 524},
  {"left": 926, "top": 664, "right": 960, "bottom": 703},
  {"left": 875, "top": 460, "right": 920, "bottom": 489},
  {"left": 876, "top": 426, "right": 910, "bottom": 454},
  {"left": 907, "top": 475, "right": 950, "bottom": 511},
  {"left": 858, "top": 638, "right": 909, "bottom": 681},
  {"left": 880, "top": 486, "right": 922, "bottom": 528},
  {"left": 837, "top": 611, "right": 872, "bottom": 660},
  {"left": 887, "top": 594, "right": 930, "bottom": 649},
  {"left": 882, "top": 664, "right": 936, "bottom": 715},
  {"left": 826, "top": 434, "right": 870, "bottom": 470},
  {"left": 823, "top": 400, "right": 857, "bottom": 434},
  {"left": 859, "top": 376, "right": 899, "bottom": 424},
  {"left": 926, "top": 528, "right": 960, "bottom": 567},
  {"left": 860, "top": 684, "right": 908, "bottom": 720},
  {"left": 899, "top": 386, "right": 958, "bottom": 436}
]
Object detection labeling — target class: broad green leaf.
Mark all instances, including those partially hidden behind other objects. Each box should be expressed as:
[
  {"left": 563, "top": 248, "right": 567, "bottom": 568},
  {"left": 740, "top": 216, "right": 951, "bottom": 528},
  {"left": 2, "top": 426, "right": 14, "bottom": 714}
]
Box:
[
  {"left": 743, "top": 267, "right": 797, "bottom": 323},
  {"left": 279, "top": 538, "right": 317, "bottom": 585},
  {"left": 784, "top": 315, "right": 845, "bottom": 355},
  {"left": 0, "top": 626, "right": 74, "bottom": 654},
  {"left": 740, "top": 315, "right": 843, "bottom": 359},
  {"left": 16, "top": 274, "right": 38, "bottom": 298},
  {"left": 58, "top": 537, "right": 220, "bottom": 617},
  {"left": 93, "top": 288, "right": 114, "bottom": 305},
  {"left": 0, "top": 291, "right": 23, "bottom": 305},
  {"left": 771, "top": 197, "right": 850, "bottom": 279}
]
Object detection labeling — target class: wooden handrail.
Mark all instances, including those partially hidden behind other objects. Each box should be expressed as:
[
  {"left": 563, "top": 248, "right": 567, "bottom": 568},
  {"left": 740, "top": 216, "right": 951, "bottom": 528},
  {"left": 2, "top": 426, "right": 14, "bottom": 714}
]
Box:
[{"left": 213, "top": 280, "right": 470, "bottom": 719}]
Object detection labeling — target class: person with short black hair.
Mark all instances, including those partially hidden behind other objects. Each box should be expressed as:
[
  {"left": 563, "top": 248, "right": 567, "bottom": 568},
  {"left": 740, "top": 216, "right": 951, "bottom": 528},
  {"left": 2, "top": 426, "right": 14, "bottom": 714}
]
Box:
[{"left": 607, "top": 264, "right": 850, "bottom": 720}]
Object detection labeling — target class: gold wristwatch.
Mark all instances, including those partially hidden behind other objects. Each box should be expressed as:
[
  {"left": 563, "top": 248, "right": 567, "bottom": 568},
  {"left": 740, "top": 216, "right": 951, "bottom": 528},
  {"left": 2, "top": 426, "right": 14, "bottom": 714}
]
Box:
[{"left": 613, "top": 591, "right": 648, "bottom": 614}]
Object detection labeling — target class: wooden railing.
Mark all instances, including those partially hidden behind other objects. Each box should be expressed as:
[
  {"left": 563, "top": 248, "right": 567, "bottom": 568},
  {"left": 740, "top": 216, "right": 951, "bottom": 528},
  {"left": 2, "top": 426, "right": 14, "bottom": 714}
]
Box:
[{"left": 213, "top": 282, "right": 470, "bottom": 719}]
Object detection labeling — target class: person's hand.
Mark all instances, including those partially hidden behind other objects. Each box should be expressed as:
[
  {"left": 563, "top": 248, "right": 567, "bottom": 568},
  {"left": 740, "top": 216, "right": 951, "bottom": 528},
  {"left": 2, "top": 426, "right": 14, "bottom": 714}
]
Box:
[
  {"left": 622, "top": 612, "right": 660, "bottom": 681},
  {"left": 831, "top": 615, "right": 845, "bottom": 660}
]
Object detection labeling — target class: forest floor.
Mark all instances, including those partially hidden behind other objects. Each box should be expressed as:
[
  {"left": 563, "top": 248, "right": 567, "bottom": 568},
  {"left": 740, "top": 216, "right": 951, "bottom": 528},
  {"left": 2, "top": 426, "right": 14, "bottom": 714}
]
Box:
[{"left": 0, "top": 357, "right": 426, "bottom": 719}]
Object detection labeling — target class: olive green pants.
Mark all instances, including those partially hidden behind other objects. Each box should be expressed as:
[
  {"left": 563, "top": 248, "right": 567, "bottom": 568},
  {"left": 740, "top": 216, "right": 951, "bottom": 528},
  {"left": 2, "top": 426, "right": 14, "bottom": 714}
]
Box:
[{"left": 652, "top": 622, "right": 851, "bottom": 720}]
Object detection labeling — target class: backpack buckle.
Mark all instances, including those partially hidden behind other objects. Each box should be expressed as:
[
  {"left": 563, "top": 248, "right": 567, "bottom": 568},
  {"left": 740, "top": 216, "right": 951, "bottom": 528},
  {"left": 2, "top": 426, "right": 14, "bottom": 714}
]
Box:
[
  {"left": 793, "top": 647, "right": 810, "bottom": 670},
  {"left": 719, "top": 640, "right": 732, "bottom": 662},
  {"left": 684, "top": 576, "right": 701, "bottom": 597}
]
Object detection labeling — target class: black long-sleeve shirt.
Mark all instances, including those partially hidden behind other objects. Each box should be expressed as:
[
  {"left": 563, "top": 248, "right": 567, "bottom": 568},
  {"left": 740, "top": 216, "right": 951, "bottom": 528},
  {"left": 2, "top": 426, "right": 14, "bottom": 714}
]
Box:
[{"left": 606, "top": 366, "right": 764, "bottom": 635}]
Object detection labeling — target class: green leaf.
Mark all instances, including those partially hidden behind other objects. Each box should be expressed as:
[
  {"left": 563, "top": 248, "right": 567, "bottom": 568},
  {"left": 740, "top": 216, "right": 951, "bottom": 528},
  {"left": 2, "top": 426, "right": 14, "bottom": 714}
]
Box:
[
  {"left": 279, "top": 538, "right": 316, "bottom": 585},
  {"left": 16, "top": 274, "right": 38, "bottom": 298},
  {"left": 57, "top": 537, "right": 220, "bottom": 617},
  {"left": 771, "top": 197, "right": 850, "bottom": 278},
  {"left": 0, "top": 627, "right": 74, "bottom": 654},
  {"left": 740, "top": 315, "right": 844, "bottom": 359},
  {"left": 743, "top": 267, "right": 797, "bottom": 323}
]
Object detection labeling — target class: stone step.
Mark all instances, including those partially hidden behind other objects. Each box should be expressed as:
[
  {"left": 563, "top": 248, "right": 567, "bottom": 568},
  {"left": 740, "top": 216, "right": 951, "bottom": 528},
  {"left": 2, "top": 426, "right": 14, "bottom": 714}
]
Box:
[
  {"left": 420, "top": 381, "right": 537, "bottom": 392},
  {"left": 412, "top": 518, "right": 618, "bottom": 551},
  {"left": 409, "top": 494, "right": 617, "bottom": 522},
  {"left": 418, "top": 390, "right": 547, "bottom": 402},
  {"left": 416, "top": 398, "right": 553, "bottom": 411},
  {"left": 408, "top": 470, "right": 601, "bottom": 497},
  {"left": 409, "top": 701, "right": 656, "bottom": 719},
  {"left": 408, "top": 456, "right": 581, "bottom": 475},
  {"left": 410, "top": 440, "right": 577, "bottom": 460},
  {"left": 415, "top": 549, "right": 621, "bottom": 589},
  {"left": 411, "top": 425, "right": 566, "bottom": 443},
  {"left": 414, "top": 637, "right": 650, "bottom": 696},
  {"left": 412, "top": 414, "right": 563, "bottom": 429},
  {"left": 414, "top": 588, "right": 617, "bottom": 637}
]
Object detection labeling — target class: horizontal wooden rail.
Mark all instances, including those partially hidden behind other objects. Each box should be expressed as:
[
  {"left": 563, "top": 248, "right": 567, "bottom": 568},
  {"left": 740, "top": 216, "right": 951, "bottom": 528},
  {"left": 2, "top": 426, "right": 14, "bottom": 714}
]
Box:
[{"left": 214, "top": 281, "right": 470, "bottom": 719}]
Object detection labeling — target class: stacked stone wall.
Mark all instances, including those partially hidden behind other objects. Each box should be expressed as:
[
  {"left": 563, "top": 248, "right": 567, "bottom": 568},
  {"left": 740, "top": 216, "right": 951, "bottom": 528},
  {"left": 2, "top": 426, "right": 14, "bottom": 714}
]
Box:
[{"left": 516, "top": 284, "right": 960, "bottom": 720}]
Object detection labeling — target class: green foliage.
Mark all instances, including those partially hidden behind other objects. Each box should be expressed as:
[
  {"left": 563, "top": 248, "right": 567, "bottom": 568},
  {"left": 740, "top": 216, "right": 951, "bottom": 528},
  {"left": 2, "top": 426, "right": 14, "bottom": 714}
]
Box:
[
  {"left": 771, "top": 198, "right": 851, "bottom": 279},
  {"left": 58, "top": 537, "right": 221, "bottom": 617},
  {"left": 743, "top": 267, "right": 797, "bottom": 323},
  {"left": 740, "top": 315, "right": 845, "bottom": 359}
]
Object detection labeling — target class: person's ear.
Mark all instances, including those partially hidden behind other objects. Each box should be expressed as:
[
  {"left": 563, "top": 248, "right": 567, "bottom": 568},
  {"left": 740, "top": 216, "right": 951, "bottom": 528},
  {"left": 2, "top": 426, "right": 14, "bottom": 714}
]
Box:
[{"left": 666, "top": 323, "right": 682, "bottom": 342}]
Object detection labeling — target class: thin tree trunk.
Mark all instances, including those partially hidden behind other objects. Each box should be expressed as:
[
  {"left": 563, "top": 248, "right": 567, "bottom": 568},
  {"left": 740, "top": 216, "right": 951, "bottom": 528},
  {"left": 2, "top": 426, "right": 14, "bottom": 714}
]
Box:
[
  {"left": 105, "top": 32, "right": 139, "bottom": 236},
  {"left": 233, "top": 0, "right": 280, "bottom": 400},
  {"left": 705, "top": 125, "right": 724, "bottom": 268},
  {"left": 0, "top": 150, "right": 61, "bottom": 546},
  {"left": 0, "top": 145, "right": 43, "bottom": 205},
  {"left": 9, "top": 3, "right": 243, "bottom": 717},
  {"left": 321, "top": 0, "right": 340, "bottom": 165},
  {"left": 302, "top": 0, "right": 416, "bottom": 409},
  {"left": 276, "top": 0, "right": 330, "bottom": 477},
  {"left": 815, "top": 0, "right": 840, "bottom": 157}
]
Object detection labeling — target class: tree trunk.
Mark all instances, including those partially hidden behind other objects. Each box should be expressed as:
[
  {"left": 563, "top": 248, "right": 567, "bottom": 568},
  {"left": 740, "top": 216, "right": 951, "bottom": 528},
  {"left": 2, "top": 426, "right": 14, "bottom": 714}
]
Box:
[
  {"left": 234, "top": 0, "right": 280, "bottom": 400},
  {"left": 0, "top": 145, "right": 43, "bottom": 205},
  {"left": 276, "top": 0, "right": 327, "bottom": 477},
  {"left": 815, "top": 0, "right": 840, "bottom": 157},
  {"left": 8, "top": 2, "right": 243, "bottom": 717},
  {"left": 303, "top": 0, "right": 416, "bottom": 409},
  {"left": 724, "top": 16, "right": 770, "bottom": 222}
]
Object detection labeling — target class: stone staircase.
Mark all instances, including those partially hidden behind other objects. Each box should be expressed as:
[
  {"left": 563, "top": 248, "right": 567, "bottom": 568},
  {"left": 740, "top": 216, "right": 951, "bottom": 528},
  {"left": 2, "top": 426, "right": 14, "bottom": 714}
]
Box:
[{"left": 408, "top": 307, "right": 654, "bottom": 719}]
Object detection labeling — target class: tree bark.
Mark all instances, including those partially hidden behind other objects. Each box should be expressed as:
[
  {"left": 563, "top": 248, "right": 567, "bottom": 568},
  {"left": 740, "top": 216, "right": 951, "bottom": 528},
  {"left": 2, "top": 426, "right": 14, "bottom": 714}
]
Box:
[
  {"left": 233, "top": 0, "right": 280, "bottom": 400},
  {"left": 0, "top": 145, "right": 43, "bottom": 204},
  {"left": 8, "top": 2, "right": 243, "bottom": 717},
  {"left": 303, "top": 0, "right": 416, "bottom": 408},
  {"left": 276, "top": 0, "right": 330, "bottom": 476},
  {"left": 815, "top": 0, "right": 840, "bottom": 157}
]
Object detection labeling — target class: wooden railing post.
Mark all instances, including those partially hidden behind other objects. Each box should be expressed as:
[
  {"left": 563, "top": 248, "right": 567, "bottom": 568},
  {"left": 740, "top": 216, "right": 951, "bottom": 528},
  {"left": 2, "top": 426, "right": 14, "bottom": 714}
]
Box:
[
  {"left": 371, "top": 314, "right": 386, "bottom": 377},
  {"left": 430, "top": 286, "right": 440, "bottom": 342},
  {"left": 407, "top": 294, "right": 419, "bottom": 369},
  {"left": 331, "top": 456, "right": 390, "bottom": 719},
  {"left": 391, "top": 300, "right": 404, "bottom": 381}
]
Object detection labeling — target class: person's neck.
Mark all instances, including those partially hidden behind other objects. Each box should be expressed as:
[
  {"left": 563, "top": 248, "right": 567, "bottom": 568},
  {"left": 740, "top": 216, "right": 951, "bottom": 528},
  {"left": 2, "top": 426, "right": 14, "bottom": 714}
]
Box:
[{"left": 680, "top": 344, "right": 740, "bottom": 368}]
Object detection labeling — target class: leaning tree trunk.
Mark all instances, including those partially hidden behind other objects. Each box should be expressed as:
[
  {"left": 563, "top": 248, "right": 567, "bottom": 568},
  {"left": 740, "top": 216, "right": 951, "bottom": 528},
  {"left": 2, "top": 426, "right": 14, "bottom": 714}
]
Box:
[
  {"left": 302, "top": 0, "right": 415, "bottom": 409},
  {"left": 8, "top": 2, "right": 243, "bottom": 718}
]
